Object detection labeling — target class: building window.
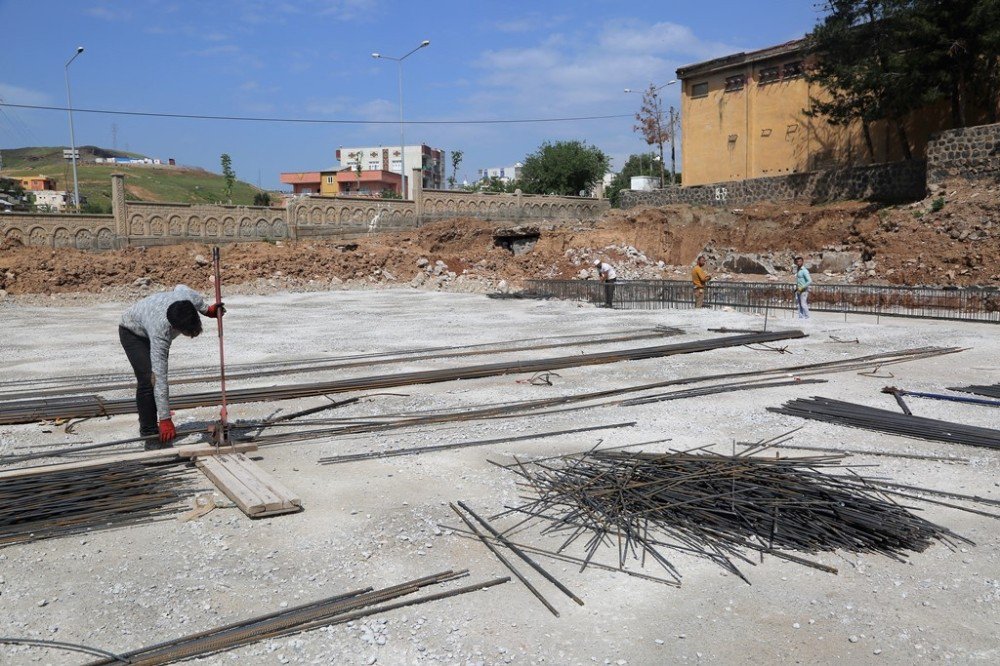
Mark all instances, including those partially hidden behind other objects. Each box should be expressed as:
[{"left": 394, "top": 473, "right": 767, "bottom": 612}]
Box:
[
  {"left": 326, "top": 176, "right": 334, "bottom": 184},
  {"left": 724, "top": 75, "right": 745, "bottom": 92},
  {"left": 367, "top": 161, "right": 380, "bottom": 170},
  {"left": 758, "top": 66, "right": 780, "bottom": 84},
  {"left": 691, "top": 81, "right": 709, "bottom": 98},
  {"left": 783, "top": 61, "right": 804, "bottom": 79}
]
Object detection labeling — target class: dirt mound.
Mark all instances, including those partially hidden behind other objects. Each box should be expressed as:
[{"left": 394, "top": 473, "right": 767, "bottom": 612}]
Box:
[{"left": 2, "top": 185, "right": 997, "bottom": 298}]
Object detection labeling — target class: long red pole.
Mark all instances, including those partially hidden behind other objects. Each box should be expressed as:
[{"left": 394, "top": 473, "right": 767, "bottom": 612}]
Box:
[{"left": 212, "top": 246, "right": 229, "bottom": 445}]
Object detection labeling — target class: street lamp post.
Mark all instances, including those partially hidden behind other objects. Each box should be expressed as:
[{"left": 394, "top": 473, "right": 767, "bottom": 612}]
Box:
[
  {"left": 372, "top": 39, "right": 430, "bottom": 199},
  {"left": 625, "top": 79, "right": 677, "bottom": 188},
  {"left": 65, "top": 46, "right": 84, "bottom": 211}
]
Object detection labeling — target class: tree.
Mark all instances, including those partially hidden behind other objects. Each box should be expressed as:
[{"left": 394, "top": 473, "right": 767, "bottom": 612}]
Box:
[
  {"left": 806, "top": 0, "right": 1000, "bottom": 160},
  {"left": 519, "top": 140, "right": 609, "bottom": 196},
  {"left": 633, "top": 84, "right": 675, "bottom": 187},
  {"left": 481, "top": 176, "right": 520, "bottom": 193},
  {"left": 220, "top": 153, "right": 236, "bottom": 202},
  {"left": 907, "top": 0, "right": 1000, "bottom": 126},
  {"left": 253, "top": 191, "right": 271, "bottom": 206},
  {"left": 605, "top": 152, "right": 666, "bottom": 207},
  {"left": 449, "top": 149, "right": 464, "bottom": 189}
]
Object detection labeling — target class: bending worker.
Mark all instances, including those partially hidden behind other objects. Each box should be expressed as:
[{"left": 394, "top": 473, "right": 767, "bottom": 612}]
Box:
[
  {"left": 691, "top": 255, "right": 712, "bottom": 308},
  {"left": 594, "top": 258, "right": 617, "bottom": 308},
  {"left": 119, "top": 285, "right": 224, "bottom": 449}
]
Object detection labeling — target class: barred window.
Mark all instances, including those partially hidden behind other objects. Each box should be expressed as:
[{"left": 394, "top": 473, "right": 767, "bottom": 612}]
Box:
[
  {"left": 725, "top": 74, "right": 746, "bottom": 92},
  {"left": 691, "top": 81, "right": 709, "bottom": 97},
  {"left": 758, "top": 66, "right": 780, "bottom": 84},
  {"left": 783, "top": 61, "right": 804, "bottom": 78}
]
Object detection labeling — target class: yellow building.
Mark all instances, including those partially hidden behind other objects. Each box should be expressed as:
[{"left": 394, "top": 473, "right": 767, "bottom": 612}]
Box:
[
  {"left": 677, "top": 38, "right": 950, "bottom": 186},
  {"left": 319, "top": 167, "right": 343, "bottom": 196}
]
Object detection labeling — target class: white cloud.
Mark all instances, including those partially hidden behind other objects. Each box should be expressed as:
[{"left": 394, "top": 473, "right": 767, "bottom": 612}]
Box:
[
  {"left": 598, "top": 20, "right": 735, "bottom": 61},
  {"left": 237, "top": 0, "right": 379, "bottom": 23},
  {"left": 469, "top": 21, "right": 737, "bottom": 115},
  {"left": 494, "top": 13, "right": 570, "bottom": 34},
  {"left": 84, "top": 3, "right": 132, "bottom": 21},
  {"left": 0, "top": 83, "right": 52, "bottom": 106}
]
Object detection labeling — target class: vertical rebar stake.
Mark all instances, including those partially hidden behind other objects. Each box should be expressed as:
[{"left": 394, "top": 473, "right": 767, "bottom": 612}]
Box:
[{"left": 212, "top": 246, "right": 229, "bottom": 447}]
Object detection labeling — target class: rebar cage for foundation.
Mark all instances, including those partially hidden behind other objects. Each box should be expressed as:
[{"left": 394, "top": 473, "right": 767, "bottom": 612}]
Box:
[{"left": 524, "top": 279, "right": 1000, "bottom": 323}]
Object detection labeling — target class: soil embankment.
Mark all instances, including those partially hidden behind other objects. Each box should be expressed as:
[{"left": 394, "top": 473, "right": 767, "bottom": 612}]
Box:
[{"left": 1, "top": 185, "right": 997, "bottom": 297}]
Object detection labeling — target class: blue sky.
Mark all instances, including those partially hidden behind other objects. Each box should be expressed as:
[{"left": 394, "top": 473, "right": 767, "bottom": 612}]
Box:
[{"left": 0, "top": 1, "right": 824, "bottom": 189}]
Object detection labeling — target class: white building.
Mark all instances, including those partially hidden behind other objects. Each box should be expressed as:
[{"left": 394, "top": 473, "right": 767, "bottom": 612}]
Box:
[
  {"left": 336, "top": 144, "right": 445, "bottom": 199},
  {"left": 33, "top": 190, "right": 71, "bottom": 211},
  {"left": 478, "top": 163, "right": 522, "bottom": 184}
]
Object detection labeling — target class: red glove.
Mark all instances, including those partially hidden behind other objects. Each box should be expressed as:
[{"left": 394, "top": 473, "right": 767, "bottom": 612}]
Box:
[
  {"left": 158, "top": 418, "right": 176, "bottom": 443},
  {"left": 206, "top": 302, "right": 226, "bottom": 318}
]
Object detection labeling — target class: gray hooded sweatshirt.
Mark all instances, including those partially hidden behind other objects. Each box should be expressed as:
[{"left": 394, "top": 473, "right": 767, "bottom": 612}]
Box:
[{"left": 120, "top": 285, "right": 208, "bottom": 420}]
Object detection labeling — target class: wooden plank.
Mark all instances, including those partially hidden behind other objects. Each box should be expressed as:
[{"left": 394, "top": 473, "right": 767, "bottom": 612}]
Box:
[
  {"left": 227, "top": 454, "right": 302, "bottom": 509},
  {"left": 196, "top": 455, "right": 266, "bottom": 516},
  {"left": 214, "top": 454, "right": 285, "bottom": 512},
  {"left": 0, "top": 443, "right": 258, "bottom": 481}
]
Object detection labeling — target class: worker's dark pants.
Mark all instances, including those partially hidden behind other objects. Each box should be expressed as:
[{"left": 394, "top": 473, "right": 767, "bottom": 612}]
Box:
[
  {"left": 603, "top": 279, "right": 617, "bottom": 308},
  {"left": 119, "top": 326, "right": 158, "bottom": 437}
]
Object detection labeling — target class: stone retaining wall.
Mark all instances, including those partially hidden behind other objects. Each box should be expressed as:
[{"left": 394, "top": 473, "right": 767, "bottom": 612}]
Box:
[
  {"left": 622, "top": 160, "right": 927, "bottom": 208},
  {"left": 1, "top": 169, "right": 607, "bottom": 250},
  {"left": 926, "top": 122, "right": 1000, "bottom": 186}
]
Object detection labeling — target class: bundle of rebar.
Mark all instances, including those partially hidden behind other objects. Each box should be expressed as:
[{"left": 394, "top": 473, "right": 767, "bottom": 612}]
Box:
[
  {"left": 0, "top": 460, "right": 194, "bottom": 548},
  {"left": 0, "top": 327, "right": 682, "bottom": 402},
  {"left": 769, "top": 397, "right": 1000, "bottom": 450},
  {"left": 951, "top": 383, "right": 1000, "bottom": 400},
  {"left": 86, "top": 570, "right": 507, "bottom": 665},
  {"left": 0, "top": 330, "right": 806, "bottom": 425},
  {"left": 497, "top": 449, "right": 964, "bottom": 583}
]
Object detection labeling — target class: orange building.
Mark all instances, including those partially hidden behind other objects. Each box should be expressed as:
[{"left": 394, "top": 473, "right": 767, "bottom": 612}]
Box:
[
  {"left": 336, "top": 169, "right": 402, "bottom": 196},
  {"left": 279, "top": 171, "right": 321, "bottom": 194},
  {"left": 19, "top": 175, "right": 57, "bottom": 191},
  {"left": 280, "top": 168, "right": 346, "bottom": 195},
  {"left": 677, "top": 38, "right": 952, "bottom": 186}
]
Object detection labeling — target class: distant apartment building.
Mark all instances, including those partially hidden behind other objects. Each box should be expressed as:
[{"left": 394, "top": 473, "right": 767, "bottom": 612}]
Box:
[
  {"left": 478, "top": 163, "right": 522, "bottom": 184},
  {"left": 336, "top": 144, "right": 444, "bottom": 199},
  {"left": 20, "top": 175, "right": 57, "bottom": 191}
]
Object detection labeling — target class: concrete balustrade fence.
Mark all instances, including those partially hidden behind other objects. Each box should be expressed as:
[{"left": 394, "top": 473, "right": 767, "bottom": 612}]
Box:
[{"left": 1, "top": 168, "right": 608, "bottom": 251}]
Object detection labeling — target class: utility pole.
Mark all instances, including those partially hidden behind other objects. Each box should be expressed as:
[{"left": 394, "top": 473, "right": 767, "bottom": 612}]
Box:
[{"left": 669, "top": 106, "right": 678, "bottom": 186}]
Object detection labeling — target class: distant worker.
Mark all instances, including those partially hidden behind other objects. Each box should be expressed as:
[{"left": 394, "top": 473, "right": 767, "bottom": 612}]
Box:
[
  {"left": 691, "top": 255, "right": 712, "bottom": 308},
  {"left": 594, "top": 259, "right": 617, "bottom": 308},
  {"left": 119, "top": 285, "right": 224, "bottom": 449},
  {"left": 794, "top": 256, "right": 812, "bottom": 319}
]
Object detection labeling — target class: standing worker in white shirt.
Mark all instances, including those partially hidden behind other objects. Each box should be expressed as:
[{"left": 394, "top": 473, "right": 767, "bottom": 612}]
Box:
[
  {"left": 593, "top": 259, "right": 617, "bottom": 308},
  {"left": 794, "top": 256, "right": 812, "bottom": 319}
]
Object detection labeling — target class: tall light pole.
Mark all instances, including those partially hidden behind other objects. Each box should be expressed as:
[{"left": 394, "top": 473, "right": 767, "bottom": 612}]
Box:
[
  {"left": 625, "top": 79, "right": 677, "bottom": 188},
  {"left": 65, "top": 46, "right": 84, "bottom": 211},
  {"left": 372, "top": 39, "right": 430, "bottom": 199}
]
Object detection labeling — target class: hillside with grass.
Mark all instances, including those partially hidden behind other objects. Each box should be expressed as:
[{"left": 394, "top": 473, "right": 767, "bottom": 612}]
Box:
[{"left": 0, "top": 146, "right": 264, "bottom": 211}]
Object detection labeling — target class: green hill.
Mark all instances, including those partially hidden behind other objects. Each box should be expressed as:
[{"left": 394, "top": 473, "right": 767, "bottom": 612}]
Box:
[{"left": 0, "top": 146, "right": 264, "bottom": 211}]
